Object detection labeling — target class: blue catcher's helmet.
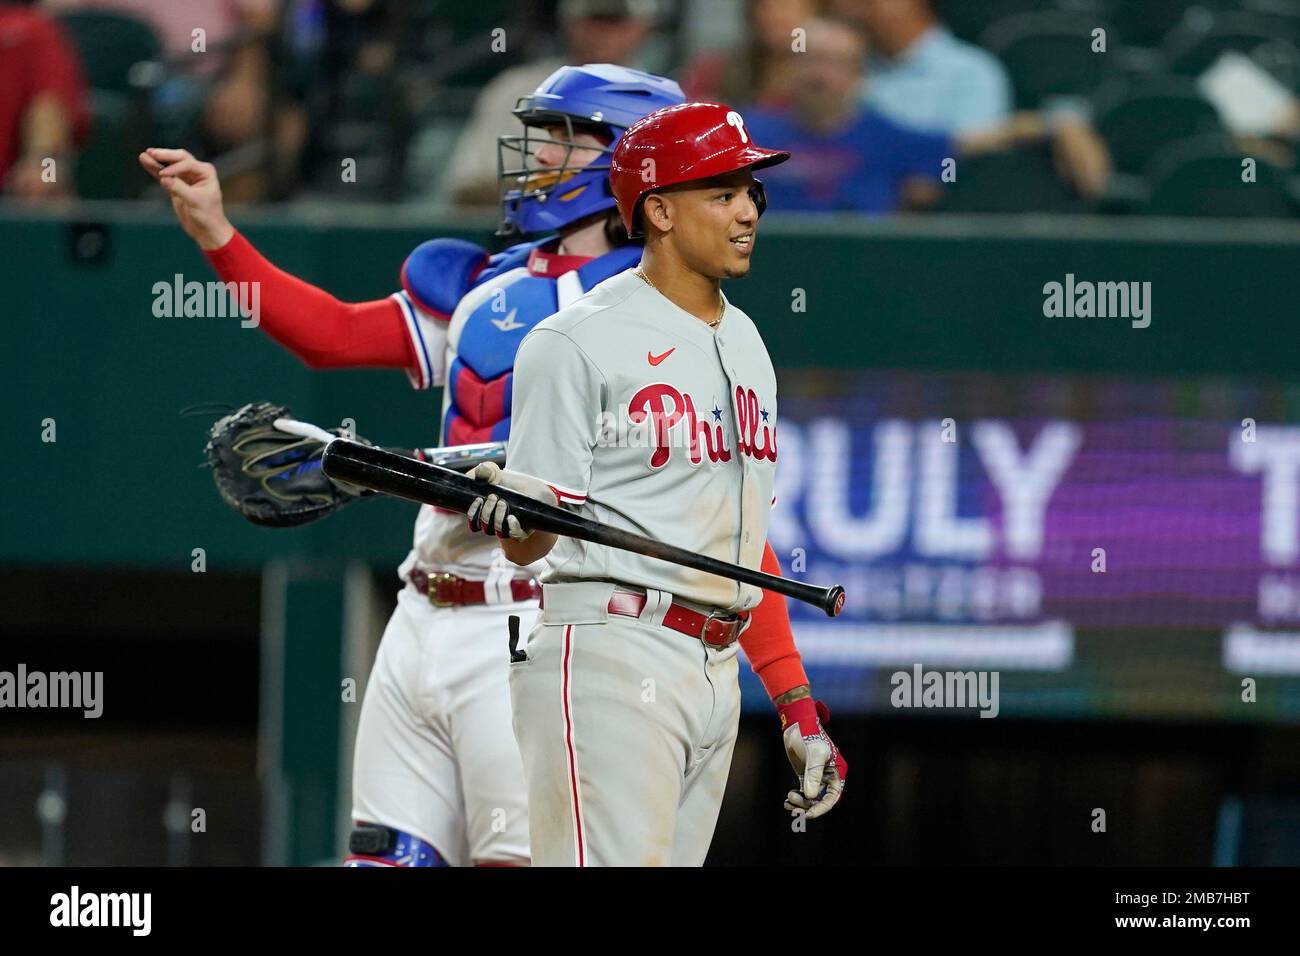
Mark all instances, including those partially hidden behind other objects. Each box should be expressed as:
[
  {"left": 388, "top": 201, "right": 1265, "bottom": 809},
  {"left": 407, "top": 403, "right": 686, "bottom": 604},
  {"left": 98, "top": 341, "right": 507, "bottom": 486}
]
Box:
[{"left": 498, "top": 63, "right": 685, "bottom": 236}]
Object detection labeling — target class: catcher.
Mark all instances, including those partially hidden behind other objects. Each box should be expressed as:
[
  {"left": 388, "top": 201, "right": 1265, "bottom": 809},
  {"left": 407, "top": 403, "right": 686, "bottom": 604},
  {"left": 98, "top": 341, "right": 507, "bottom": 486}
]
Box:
[{"left": 146, "top": 64, "right": 840, "bottom": 868}]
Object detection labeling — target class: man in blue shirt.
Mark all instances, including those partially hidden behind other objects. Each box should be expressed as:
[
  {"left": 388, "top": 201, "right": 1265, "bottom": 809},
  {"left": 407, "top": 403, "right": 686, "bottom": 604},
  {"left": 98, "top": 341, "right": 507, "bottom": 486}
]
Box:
[{"left": 845, "top": 0, "right": 1014, "bottom": 135}]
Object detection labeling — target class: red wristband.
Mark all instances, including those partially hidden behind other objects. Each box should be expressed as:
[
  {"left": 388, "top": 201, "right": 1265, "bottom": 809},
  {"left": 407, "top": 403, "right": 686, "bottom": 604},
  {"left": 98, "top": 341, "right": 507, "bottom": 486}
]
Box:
[{"left": 776, "top": 696, "right": 819, "bottom": 735}]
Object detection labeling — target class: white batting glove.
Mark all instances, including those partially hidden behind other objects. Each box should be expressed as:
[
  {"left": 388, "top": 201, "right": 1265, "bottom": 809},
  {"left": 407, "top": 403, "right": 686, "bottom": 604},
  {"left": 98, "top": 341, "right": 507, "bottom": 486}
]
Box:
[
  {"left": 465, "top": 462, "right": 555, "bottom": 541},
  {"left": 777, "top": 697, "right": 848, "bottom": 820}
]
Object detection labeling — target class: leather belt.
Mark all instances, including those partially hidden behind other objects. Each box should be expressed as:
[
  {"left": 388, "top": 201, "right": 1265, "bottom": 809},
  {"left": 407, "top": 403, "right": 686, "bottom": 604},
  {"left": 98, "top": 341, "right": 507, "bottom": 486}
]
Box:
[
  {"left": 540, "top": 587, "right": 747, "bottom": 649},
  {"left": 408, "top": 569, "right": 541, "bottom": 607}
]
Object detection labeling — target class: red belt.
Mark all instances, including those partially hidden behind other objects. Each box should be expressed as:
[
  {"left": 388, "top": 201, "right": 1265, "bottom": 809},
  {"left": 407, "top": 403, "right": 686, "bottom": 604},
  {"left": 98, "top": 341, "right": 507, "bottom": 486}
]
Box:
[
  {"left": 540, "top": 587, "right": 747, "bottom": 649},
  {"left": 408, "top": 569, "right": 541, "bottom": 607}
]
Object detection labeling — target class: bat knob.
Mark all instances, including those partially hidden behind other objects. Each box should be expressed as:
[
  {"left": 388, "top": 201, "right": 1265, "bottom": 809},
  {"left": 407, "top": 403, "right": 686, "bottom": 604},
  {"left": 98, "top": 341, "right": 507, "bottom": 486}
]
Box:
[{"left": 823, "top": 585, "right": 846, "bottom": 618}]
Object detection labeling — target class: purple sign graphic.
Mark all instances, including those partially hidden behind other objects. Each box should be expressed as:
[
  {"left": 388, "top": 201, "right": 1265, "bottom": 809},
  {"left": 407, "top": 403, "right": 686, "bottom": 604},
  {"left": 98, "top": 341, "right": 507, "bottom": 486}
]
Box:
[{"left": 737, "top": 371, "right": 1300, "bottom": 719}]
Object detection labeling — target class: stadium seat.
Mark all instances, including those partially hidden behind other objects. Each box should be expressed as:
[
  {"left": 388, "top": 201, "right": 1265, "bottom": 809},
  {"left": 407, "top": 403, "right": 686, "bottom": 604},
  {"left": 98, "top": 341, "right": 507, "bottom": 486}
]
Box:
[
  {"left": 1094, "top": 77, "right": 1225, "bottom": 176},
  {"left": 55, "top": 11, "right": 162, "bottom": 95},
  {"left": 409, "top": 0, "right": 523, "bottom": 105},
  {"left": 1144, "top": 135, "right": 1298, "bottom": 217},
  {"left": 1163, "top": 12, "right": 1300, "bottom": 86},
  {"left": 1108, "top": 0, "right": 1236, "bottom": 49},
  {"left": 1243, "top": 0, "right": 1300, "bottom": 28},
  {"left": 934, "top": 0, "right": 1053, "bottom": 44},
  {"left": 933, "top": 144, "right": 1090, "bottom": 214},
  {"left": 73, "top": 91, "right": 149, "bottom": 199},
  {"left": 980, "top": 12, "right": 1118, "bottom": 108}
]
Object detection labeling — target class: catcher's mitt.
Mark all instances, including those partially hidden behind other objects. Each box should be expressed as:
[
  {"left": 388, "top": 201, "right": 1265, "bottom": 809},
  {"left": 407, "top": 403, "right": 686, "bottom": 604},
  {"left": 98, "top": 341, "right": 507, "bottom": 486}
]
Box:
[{"left": 205, "top": 401, "right": 374, "bottom": 527}]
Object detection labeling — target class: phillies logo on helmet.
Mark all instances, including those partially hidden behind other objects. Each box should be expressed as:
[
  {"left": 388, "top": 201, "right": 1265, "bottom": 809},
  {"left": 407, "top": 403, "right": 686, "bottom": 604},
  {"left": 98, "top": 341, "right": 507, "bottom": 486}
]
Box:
[{"left": 725, "top": 111, "right": 747, "bottom": 141}]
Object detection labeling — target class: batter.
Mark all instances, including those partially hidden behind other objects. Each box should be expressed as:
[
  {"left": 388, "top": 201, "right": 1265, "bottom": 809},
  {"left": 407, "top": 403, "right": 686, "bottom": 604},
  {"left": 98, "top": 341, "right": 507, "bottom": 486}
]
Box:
[{"left": 468, "top": 101, "right": 848, "bottom": 866}]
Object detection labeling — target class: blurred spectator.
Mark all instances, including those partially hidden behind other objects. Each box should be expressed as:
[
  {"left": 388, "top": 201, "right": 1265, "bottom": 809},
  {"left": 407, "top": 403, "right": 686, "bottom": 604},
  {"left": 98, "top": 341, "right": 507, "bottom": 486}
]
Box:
[
  {"left": 832, "top": 0, "right": 1011, "bottom": 135},
  {"left": 44, "top": 0, "right": 276, "bottom": 75},
  {"left": 46, "top": 0, "right": 289, "bottom": 202},
  {"left": 679, "top": 0, "right": 822, "bottom": 110},
  {"left": 444, "top": 0, "right": 657, "bottom": 207},
  {"left": 0, "top": 0, "right": 89, "bottom": 200},
  {"left": 742, "top": 17, "right": 1109, "bottom": 213}
]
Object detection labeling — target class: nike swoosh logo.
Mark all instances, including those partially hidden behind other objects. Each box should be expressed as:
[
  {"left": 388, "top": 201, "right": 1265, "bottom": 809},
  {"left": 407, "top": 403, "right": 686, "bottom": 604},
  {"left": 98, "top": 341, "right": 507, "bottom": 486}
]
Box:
[
  {"left": 492, "top": 307, "right": 525, "bottom": 332},
  {"left": 648, "top": 347, "right": 675, "bottom": 366}
]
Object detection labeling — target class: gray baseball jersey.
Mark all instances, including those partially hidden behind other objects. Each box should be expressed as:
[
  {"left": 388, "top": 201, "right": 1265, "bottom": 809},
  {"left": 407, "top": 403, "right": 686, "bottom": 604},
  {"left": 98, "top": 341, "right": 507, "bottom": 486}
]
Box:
[{"left": 505, "top": 267, "right": 779, "bottom": 612}]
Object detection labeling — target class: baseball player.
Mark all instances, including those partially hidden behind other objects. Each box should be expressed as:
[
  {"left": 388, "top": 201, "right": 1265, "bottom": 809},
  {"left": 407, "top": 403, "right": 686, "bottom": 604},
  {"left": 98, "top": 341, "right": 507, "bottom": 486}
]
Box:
[{"left": 467, "top": 101, "right": 848, "bottom": 866}]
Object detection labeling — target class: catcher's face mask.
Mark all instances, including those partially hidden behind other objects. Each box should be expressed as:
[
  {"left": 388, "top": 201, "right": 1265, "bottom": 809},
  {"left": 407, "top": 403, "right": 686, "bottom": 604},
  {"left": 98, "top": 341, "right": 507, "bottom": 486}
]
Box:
[{"left": 497, "top": 110, "right": 615, "bottom": 236}]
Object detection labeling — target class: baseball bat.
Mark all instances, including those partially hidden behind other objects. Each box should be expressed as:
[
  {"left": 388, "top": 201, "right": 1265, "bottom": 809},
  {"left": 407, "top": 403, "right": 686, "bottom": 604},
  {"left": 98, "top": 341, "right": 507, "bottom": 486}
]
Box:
[{"left": 322, "top": 439, "right": 846, "bottom": 617}]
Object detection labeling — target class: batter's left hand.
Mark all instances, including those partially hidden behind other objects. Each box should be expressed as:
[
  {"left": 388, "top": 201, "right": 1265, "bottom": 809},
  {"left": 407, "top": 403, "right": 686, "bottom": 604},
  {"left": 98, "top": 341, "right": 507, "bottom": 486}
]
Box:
[
  {"left": 777, "top": 696, "right": 847, "bottom": 820},
  {"left": 466, "top": 462, "right": 553, "bottom": 540}
]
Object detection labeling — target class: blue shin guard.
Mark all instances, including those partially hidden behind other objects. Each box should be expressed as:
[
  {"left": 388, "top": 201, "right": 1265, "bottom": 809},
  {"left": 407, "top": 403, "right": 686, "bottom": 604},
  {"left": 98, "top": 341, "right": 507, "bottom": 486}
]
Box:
[{"left": 343, "top": 823, "right": 448, "bottom": 867}]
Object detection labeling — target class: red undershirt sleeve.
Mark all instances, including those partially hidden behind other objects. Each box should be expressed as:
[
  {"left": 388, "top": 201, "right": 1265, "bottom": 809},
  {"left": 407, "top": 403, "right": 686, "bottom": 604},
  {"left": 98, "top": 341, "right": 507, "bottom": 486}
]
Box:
[
  {"left": 203, "top": 229, "right": 416, "bottom": 370},
  {"left": 738, "top": 540, "right": 810, "bottom": 700}
]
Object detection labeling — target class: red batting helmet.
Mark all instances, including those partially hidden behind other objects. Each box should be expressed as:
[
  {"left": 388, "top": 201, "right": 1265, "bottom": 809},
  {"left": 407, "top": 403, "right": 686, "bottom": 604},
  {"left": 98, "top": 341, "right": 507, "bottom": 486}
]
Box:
[{"left": 609, "top": 102, "right": 790, "bottom": 237}]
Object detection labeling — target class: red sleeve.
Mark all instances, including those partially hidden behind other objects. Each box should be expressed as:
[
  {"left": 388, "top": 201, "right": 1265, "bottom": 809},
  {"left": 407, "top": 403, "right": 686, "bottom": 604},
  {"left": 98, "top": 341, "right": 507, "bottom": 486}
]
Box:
[
  {"left": 204, "top": 229, "right": 416, "bottom": 370},
  {"left": 738, "top": 540, "right": 810, "bottom": 700}
]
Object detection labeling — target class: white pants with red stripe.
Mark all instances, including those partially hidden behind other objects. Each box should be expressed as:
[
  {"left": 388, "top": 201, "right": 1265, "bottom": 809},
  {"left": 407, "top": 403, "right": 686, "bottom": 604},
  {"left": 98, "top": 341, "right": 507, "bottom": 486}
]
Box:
[
  {"left": 351, "top": 585, "right": 538, "bottom": 865},
  {"left": 508, "top": 581, "right": 741, "bottom": 867}
]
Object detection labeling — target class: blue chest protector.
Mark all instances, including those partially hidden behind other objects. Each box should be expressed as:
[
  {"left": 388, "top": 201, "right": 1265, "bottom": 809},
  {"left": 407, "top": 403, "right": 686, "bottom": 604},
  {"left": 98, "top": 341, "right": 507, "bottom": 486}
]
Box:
[{"left": 440, "top": 242, "right": 643, "bottom": 447}]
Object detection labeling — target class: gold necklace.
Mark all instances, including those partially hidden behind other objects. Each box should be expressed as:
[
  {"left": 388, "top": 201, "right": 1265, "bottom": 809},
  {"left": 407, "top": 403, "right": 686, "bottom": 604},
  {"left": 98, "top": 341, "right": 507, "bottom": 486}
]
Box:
[{"left": 634, "top": 265, "right": 724, "bottom": 328}]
